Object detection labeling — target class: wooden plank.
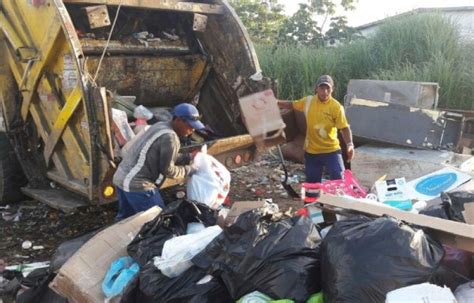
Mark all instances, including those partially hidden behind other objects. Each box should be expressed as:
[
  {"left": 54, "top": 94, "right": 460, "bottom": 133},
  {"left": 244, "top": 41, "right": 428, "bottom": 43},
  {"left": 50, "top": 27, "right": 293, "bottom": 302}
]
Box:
[
  {"left": 43, "top": 86, "right": 82, "bottom": 166},
  {"left": 318, "top": 193, "right": 474, "bottom": 252},
  {"left": 63, "top": 0, "right": 224, "bottom": 14}
]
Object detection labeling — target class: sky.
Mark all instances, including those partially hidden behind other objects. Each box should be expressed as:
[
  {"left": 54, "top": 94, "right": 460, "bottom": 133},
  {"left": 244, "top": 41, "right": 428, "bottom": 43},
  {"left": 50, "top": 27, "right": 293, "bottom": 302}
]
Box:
[{"left": 280, "top": 0, "right": 474, "bottom": 27}]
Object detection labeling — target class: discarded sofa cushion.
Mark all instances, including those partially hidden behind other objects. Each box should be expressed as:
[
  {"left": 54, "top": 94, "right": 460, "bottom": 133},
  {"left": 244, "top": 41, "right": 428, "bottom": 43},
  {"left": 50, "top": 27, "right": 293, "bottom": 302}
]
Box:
[
  {"left": 321, "top": 216, "right": 444, "bottom": 303},
  {"left": 192, "top": 210, "right": 322, "bottom": 302},
  {"left": 121, "top": 263, "right": 230, "bottom": 303},
  {"left": 127, "top": 199, "right": 217, "bottom": 266}
]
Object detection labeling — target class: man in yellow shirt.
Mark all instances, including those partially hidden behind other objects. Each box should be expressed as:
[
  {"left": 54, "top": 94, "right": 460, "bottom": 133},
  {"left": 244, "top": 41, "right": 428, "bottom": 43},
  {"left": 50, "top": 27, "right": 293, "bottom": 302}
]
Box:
[{"left": 277, "top": 75, "right": 354, "bottom": 184}]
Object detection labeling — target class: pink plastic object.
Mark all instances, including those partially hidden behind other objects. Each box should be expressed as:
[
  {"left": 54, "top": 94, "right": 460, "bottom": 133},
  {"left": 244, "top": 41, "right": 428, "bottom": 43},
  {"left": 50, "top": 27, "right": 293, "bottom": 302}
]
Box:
[
  {"left": 135, "top": 118, "right": 147, "bottom": 126},
  {"left": 302, "top": 170, "right": 367, "bottom": 203}
]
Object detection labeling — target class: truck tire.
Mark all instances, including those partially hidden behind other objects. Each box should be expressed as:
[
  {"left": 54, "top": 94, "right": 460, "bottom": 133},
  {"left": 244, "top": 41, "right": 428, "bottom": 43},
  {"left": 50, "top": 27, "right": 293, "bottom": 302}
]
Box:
[{"left": 0, "top": 133, "right": 27, "bottom": 205}]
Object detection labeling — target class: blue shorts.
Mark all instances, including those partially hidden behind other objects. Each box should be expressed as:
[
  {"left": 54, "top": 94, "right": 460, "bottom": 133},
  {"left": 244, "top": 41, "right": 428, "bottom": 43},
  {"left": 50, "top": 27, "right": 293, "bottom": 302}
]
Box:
[
  {"left": 115, "top": 187, "right": 165, "bottom": 220},
  {"left": 304, "top": 150, "right": 344, "bottom": 183}
]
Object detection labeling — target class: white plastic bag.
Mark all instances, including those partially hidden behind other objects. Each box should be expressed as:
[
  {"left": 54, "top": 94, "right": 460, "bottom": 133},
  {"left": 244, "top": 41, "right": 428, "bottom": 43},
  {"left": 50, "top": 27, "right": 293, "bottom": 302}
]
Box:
[
  {"left": 187, "top": 153, "right": 230, "bottom": 209},
  {"left": 153, "top": 225, "right": 222, "bottom": 278},
  {"left": 455, "top": 281, "right": 474, "bottom": 303},
  {"left": 133, "top": 105, "right": 154, "bottom": 120},
  {"left": 386, "top": 283, "right": 456, "bottom": 303}
]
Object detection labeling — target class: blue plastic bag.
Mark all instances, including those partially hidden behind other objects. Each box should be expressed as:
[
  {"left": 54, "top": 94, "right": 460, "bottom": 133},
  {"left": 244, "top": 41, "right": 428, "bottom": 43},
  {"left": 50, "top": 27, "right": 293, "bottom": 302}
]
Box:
[{"left": 102, "top": 256, "right": 140, "bottom": 298}]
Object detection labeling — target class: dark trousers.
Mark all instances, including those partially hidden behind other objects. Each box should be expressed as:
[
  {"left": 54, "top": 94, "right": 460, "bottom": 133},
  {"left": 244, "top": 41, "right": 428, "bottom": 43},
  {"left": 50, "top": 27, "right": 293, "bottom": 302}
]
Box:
[
  {"left": 304, "top": 150, "right": 345, "bottom": 183},
  {"left": 116, "top": 187, "right": 165, "bottom": 220}
]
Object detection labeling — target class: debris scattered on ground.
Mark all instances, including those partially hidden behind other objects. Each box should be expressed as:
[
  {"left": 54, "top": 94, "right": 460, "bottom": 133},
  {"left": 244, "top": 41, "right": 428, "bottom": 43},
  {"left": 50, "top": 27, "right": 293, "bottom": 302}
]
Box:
[{"left": 0, "top": 200, "right": 117, "bottom": 264}]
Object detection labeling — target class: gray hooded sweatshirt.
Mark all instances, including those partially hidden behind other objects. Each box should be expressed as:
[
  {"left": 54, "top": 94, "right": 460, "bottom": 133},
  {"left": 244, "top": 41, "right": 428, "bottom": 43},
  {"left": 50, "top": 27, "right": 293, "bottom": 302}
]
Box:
[{"left": 113, "top": 122, "right": 192, "bottom": 192}]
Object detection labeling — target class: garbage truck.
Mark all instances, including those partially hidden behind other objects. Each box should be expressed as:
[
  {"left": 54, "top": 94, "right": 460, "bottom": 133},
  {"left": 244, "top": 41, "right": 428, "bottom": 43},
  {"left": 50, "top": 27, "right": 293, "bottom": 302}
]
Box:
[{"left": 0, "top": 0, "right": 282, "bottom": 210}]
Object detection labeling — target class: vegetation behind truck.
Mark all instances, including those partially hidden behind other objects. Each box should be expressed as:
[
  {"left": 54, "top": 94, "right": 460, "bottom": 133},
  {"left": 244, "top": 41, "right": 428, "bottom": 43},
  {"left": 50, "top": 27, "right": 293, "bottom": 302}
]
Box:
[{"left": 0, "top": 0, "right": 275, "bottom": 209}]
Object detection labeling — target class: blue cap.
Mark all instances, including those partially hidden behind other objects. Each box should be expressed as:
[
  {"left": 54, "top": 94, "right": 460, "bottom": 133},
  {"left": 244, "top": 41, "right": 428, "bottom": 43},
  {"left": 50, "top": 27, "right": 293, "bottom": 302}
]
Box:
[{"left": 172, "top": 103, "right": 205, "bottom": 130}]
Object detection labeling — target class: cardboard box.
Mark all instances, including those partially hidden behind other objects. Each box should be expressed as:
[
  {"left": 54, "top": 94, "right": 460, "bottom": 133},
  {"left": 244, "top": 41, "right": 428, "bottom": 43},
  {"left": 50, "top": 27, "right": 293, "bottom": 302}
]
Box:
[
  {"left": 239, "top": 90, "right": 286, "bottom": 149},
  {"left": 50, "top": 207, "right": 161, "bottom": 303},
  {"left": 318, "top": 193, "right": 474, "bottom": 253},
  {"left": 463, "top": 203, "right": 474, "bottom": 225},
  {"left": 375, "top": 178, "right": 410, "bottom": 202}
]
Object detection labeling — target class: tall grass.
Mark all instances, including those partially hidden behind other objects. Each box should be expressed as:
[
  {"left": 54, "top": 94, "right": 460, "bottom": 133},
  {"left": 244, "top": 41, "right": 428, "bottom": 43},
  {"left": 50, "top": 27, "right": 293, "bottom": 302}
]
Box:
[{"left": 256, "top": 13, "right": 474, "bottom": 110}]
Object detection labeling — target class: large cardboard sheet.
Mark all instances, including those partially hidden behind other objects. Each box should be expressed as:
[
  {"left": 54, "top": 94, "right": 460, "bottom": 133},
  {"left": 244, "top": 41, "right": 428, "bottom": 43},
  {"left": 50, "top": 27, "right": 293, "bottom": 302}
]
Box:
[
  {"left": 406, "top": 167, "right": 472, "bottom": 201},
  {"left": 50, "top": 207, "right": 161, "bottom": 303}
]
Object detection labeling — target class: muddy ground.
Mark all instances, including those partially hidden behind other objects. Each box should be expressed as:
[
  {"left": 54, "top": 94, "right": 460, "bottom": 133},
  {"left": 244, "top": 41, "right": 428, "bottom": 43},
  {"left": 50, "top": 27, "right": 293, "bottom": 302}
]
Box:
[{"left": 0, "top": 152, "right": 305, "bottom": 266}]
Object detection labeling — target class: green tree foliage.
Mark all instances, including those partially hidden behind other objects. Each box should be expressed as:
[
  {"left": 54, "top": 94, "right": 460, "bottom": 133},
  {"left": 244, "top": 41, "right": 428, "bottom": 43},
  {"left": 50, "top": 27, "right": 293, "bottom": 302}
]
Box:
[
  {"left": 229, "top": 0, "right": 359, "bottom": 47},
  {"left": 257, "top": 14, "right": 474, "bottom": 110},
  {"left": 325, "top": 16, "right": 361, "bottom": 45},
  {"left": 277, "top": 3, "right": 324, "bottom": 46},
  {"left": 228, "top": 0, "right": 287, "bottom": 44}
]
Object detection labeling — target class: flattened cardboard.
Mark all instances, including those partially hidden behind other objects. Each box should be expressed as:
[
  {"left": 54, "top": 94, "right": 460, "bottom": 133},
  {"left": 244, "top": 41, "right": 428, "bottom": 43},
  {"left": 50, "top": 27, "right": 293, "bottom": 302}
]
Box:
[
  {"left": 224, "top": 201, "right": 266, "bottom": 226},
  {"left": 50, "top": 207, "right": 161, "bottom": 303},
  {"left": 318, "top": 193, "right": 474, "bottom": 253},
  {"left": 407, "top": 167, "right": 472, "bottom": 201},
  {"left": 463, "top": 203, "right": 474, "bottom": 225}
]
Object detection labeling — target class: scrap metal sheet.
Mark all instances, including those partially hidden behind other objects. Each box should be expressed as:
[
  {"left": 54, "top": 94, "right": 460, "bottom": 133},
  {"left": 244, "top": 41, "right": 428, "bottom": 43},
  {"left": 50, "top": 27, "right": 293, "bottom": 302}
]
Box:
[
  {"left": 346, "top": 79, "right": 439, "bottom": 109},
  {"left": 346, "top": 98, "right": 461, "bottom": 150}
]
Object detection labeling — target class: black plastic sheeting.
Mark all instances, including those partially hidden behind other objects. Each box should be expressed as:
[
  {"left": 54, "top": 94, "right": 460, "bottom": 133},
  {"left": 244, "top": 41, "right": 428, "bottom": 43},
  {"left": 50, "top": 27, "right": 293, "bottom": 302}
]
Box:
[
  {"left": 321, "top": 216, "right": 444, "bottom": 303},
  {"left": 421, "top": 191, "right": 474, "bottom": 223},
  {"left": 121, "top": 263, "right": 230, "bottom": 303},
  {"left": 127, "top": 199, "right": 217, "bottom": 266},
  {"left": 15, "top": 268, "right": 67, "bottom": 303},
  {"left": 192, "top": 210, "right": 321, "bottom": 302},
  {"left": 50, "top": 230, "right": 100, "bottom": 273}
]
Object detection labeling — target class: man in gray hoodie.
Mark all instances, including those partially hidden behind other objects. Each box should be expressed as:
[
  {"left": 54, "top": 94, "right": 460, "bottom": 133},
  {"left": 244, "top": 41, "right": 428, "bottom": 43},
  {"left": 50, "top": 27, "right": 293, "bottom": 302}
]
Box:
[{"left": 113, "top": 103, "right": 205, "bottom": 220}]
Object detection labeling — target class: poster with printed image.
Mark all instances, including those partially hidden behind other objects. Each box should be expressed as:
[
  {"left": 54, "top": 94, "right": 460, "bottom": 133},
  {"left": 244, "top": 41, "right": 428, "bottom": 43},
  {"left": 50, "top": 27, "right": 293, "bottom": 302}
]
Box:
[{"left": 407, "top": 167, "right": 472, "bottom": 201}]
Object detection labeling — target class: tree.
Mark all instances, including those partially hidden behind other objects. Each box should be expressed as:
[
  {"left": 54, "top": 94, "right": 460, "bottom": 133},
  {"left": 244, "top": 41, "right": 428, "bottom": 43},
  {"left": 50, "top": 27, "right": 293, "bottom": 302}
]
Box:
[
  {"left": 228, "top": 0, "right": 287, "bottom": 44},
  {"left": 276, "top": 3, "right": 324, "bottom": 46},
  {"left": 325, "top": 16, "right": 361, "bottom": 45},
  {"left": 229, "top": 0, "right": 359, "bottom": 47}
]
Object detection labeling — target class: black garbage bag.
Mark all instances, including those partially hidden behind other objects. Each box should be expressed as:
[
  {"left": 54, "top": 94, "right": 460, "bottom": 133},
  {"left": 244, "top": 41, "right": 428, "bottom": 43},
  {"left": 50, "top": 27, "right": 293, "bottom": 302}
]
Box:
[
  {"left": 419, "top": 202, "right": 453, "bottom": 220},
  {"left": 127, "top": 199, "right": 217, "bottom": 266},
  {"left": 192, "top": 210, "right": 321, "bottom": 302},
  {"left": 430, "top": 265, "right": 470, "bottom": 292},
  {"left": 121, "top": 262, "right": 230, "bottom": 303},
  {"left": 421, "top": 191, "right": 474, "bottom": 223},
  {"left": 50, "top": 229, "right": 100, "bottom": 272},
  {"left": 442, "top": 191, "right": 474, "bottom": 222},
  {"left": 321, "top": 216, "right": 444, "bottom": 303},
  {"left": 15, "top": 268, "right": 67, "bottom": 303}
]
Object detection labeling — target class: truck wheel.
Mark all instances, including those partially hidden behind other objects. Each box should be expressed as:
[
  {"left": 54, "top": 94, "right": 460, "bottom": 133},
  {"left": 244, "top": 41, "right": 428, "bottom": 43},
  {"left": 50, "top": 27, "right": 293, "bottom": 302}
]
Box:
[{"left": 0, "top": 133, "right": 27, "bottom": 205}]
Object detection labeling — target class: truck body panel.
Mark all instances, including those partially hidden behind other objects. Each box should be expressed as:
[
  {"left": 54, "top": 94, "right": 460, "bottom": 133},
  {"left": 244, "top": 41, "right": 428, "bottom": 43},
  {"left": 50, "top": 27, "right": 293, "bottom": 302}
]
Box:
[{"left": 0, "top": 0, "right": 277, "bottom": 208}]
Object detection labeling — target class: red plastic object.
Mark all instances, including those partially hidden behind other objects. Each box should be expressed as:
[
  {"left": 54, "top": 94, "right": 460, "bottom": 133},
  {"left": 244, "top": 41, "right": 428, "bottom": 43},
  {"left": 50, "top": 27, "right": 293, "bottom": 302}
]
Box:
[
  {"left": 296, "top": 207, "right": 309, "bottom": 217},
  {"left": 222, "top": 196, "right": 232, "bottom": 207},
  {"left": 302, "top": 170, "right": 367, "bottom": 202}
]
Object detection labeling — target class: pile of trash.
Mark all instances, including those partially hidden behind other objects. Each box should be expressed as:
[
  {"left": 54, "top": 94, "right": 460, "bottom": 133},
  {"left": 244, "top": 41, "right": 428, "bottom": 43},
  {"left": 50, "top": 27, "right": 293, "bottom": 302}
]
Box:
[
  {"left": 5, "top": 189, "right": 472, "bottom": 302},
  {"left": 2, "top": 151, "right": 474, "bottom": 303}
]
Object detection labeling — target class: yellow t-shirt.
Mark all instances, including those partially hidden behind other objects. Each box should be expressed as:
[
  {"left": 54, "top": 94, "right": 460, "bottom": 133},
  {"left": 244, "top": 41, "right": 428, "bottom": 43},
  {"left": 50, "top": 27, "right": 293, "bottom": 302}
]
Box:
[{"left": 293, "top": 95, "right": 349, "bottom": 154}]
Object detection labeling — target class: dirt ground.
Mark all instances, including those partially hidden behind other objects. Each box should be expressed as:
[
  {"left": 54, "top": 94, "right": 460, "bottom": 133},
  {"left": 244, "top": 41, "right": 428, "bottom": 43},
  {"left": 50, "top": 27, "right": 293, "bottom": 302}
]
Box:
[{"left": 0, "top": 152, "right": 305, "bottom": 266}]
